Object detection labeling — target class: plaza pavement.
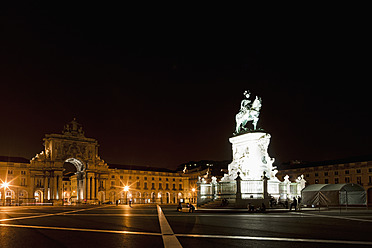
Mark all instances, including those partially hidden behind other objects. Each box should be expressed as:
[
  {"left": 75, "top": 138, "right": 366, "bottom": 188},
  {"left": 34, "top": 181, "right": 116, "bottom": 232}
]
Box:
[{"left": 1, "top": 204, "right": 372, "bottom": 247}]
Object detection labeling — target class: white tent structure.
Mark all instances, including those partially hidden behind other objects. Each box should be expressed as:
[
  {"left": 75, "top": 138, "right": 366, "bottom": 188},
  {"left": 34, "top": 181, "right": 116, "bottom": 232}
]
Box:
[{"left": 301, "top": 183, "right": 366, "bottom": 206}]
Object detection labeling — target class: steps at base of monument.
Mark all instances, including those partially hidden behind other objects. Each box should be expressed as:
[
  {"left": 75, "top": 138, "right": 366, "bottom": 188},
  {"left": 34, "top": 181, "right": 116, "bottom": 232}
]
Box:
[{"left": 199, "top": 199, "right": 236, "bottom": 209}]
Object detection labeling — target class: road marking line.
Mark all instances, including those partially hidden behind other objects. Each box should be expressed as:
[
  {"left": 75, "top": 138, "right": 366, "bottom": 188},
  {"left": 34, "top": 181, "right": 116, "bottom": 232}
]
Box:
[
  {"left": 292, "top": 212, "right": 372, "bottom": 223},
  {"left": 60, "top": 214, "right": 159, "bottom": 216},
  {"left": 175, "top": 233, "right": 372, "bottom": 246},
  {"left": 157, "top": 205, "right": 182, "bottom": 248},
  {"left": 88, "top": 208, "right": 151, "bottom": 211},
  {"left": 58, "top": 214, "right": 313, "bottom": 217},
  {"left": 0, "top": 205, "right": 110, "bottom": 222},
  {"left": 0, "top": 212, "right": 51, "bottom": 214},
  {"left": 0, "top": 223, "right": 161, "bottom": 236},
  {"left": 165, "top": 214, "right": 316, "bottom": 217},
  {"left": 2, "top": 221, "right": 371, "bottom": 246}
]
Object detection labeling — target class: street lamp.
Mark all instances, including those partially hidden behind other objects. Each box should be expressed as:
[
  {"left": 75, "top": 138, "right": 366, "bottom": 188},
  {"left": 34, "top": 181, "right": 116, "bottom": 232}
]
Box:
[
  {"left": 191, "top": 188, "right": 196, "bottom": 203},
  {"left": 124, "top": 186, "right": 129, "bottom": 205},
  {"left": 1, "top": 180, "right": 11, "bottom": 206},
  {"left": 1, "top": 182, "right": 10, "bottom": 189}
]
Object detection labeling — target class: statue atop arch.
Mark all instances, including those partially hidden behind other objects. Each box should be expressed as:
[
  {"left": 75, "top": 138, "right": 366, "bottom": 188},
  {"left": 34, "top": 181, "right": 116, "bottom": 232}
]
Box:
[
  {"left": 63, "top": 118, "right": 85, "bottom": 137},
  {"left": 235, "top": 90, "right": 262, "bottom": 135}
]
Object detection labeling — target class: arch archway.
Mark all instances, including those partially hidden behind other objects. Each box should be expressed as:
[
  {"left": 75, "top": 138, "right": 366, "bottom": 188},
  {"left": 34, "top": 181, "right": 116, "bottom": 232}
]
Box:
[
  {"left": 166, "top": 192, "right": 170, "bottom": 204},
  {"left": 134, "top": 192, "right": 141, "bottom": 204},
  {"left": 5, "top": 190, "right": 14, "bottom": 205},
  {"left": 98, "top": 191, "right": 105, "bottom": 203},
  {"left": 65, "top": 158, "right": 84, "bottom": 172},
  {"left": 119, "top": 191, "right": 125, "bottom": 204},
  {"left": 19, "top": 190, "right": 28, "bottom": 205},
  {"left": 34, "top": 190, "right": 43, "bottom": 203},
  {"left": 64, "top": 158, "right": 84, "bottom": 203},
  {"left": 178, "top": 192, "right": 183, "bottom": 203},
  {"left": 109, "top": 191, "right": 116, "bottom": 203}
]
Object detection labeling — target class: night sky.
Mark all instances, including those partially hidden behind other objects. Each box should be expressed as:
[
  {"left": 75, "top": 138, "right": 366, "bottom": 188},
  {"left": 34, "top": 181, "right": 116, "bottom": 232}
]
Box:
[{"left": 1, "top": 4, "right": 370, "bottom": 169}]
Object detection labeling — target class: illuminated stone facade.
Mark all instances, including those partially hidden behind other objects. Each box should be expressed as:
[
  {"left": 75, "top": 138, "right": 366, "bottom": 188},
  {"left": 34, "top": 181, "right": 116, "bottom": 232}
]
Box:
[
  {"left": 277, "top": 156, "right": 372, "bottom": 204},
  {"left": 221, "top": 132, "right": 278, "bottom": 181},
  {"left": 0, "top": 119, "right": 191, "bottom": 205}
]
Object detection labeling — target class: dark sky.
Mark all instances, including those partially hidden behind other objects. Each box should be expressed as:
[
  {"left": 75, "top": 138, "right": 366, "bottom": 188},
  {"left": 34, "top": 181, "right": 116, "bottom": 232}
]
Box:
[{"left": 1, "top": 4, "right": 371, "bottom": 169}]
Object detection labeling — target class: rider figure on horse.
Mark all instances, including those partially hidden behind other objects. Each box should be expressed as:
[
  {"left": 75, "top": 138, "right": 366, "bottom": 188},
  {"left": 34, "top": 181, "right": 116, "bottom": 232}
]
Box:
[
  {"left": 240, "top": 90, "right": 252, "bottom": 114},
  {"left": 235, "top": 90, "right": 262, "bottom": 135}
]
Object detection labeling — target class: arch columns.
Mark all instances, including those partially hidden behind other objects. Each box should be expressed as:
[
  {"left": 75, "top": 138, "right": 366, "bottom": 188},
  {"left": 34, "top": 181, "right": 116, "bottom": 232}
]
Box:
[{"left": 86, "top": 173, "right": 97, "bottom": 201}]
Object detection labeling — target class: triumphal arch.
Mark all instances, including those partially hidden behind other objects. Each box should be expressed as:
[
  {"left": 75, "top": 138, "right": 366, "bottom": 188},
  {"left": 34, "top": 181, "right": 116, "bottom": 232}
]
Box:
[{"left": 30, "top": 118, "right": 108, "bottom": 204}]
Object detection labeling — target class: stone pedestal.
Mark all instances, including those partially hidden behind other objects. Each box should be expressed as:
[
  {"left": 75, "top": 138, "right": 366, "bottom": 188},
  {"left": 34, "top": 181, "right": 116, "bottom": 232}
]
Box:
[{"left": 222, "top": 132, "right": 278, "bottom": 181}]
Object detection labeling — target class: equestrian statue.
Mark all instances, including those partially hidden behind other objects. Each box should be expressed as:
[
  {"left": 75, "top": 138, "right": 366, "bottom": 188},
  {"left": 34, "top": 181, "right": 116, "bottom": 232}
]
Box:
[{"left": 235, "top": 90, "right": 262, "bottom": 135}]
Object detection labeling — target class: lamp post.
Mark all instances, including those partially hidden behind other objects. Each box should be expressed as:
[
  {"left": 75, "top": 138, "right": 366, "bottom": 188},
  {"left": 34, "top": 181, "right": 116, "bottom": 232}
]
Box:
[
  {"left": 1, "top": 181, "right": 10, "bottom": 206},
  {"left": 124, "top": 186, "right": 129, "bottom": 205},
  {"left": 192, "top": 188, "right": 196, "bottom": 203}
]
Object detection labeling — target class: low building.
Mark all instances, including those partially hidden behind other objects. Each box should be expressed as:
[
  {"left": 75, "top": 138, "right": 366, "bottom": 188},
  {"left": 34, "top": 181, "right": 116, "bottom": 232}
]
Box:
[
  {"left": 0, "top": 119, "right": 191, "bottom": 205},
  {"left": 177, "top": 160, "right": 229, "bottom": 203},
  {"left": 104, "top": 164, "right": 189, "bottom": 204},
  {"left": 0, "top": 156, "right": 30, "bottom": 205},
  {"left": 277, "top": 155, "right": 372, "bottom": 205}
]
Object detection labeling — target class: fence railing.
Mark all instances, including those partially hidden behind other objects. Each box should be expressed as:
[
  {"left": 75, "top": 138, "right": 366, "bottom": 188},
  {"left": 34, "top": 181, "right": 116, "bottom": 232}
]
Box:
[
  {"left": 217, "top": 181, "right": 236, "bottom": 195},
  {"left": 198, "top": 177, "right": 304, "bottom": 205}
]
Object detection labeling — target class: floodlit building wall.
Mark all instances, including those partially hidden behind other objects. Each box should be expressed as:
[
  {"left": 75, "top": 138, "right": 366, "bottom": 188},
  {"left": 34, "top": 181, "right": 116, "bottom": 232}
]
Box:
[
  {"left": 0, "top": 158, "right": 192, "bottom": 205},
  {"left": 277, "top": 160, "right": 372, "bottom": 192},
  {"left": 105, "top": 169, "right": 191, "bottom": 204},
  {"left": 0, "top": 160, "right": 32, "bottom": 205}
]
